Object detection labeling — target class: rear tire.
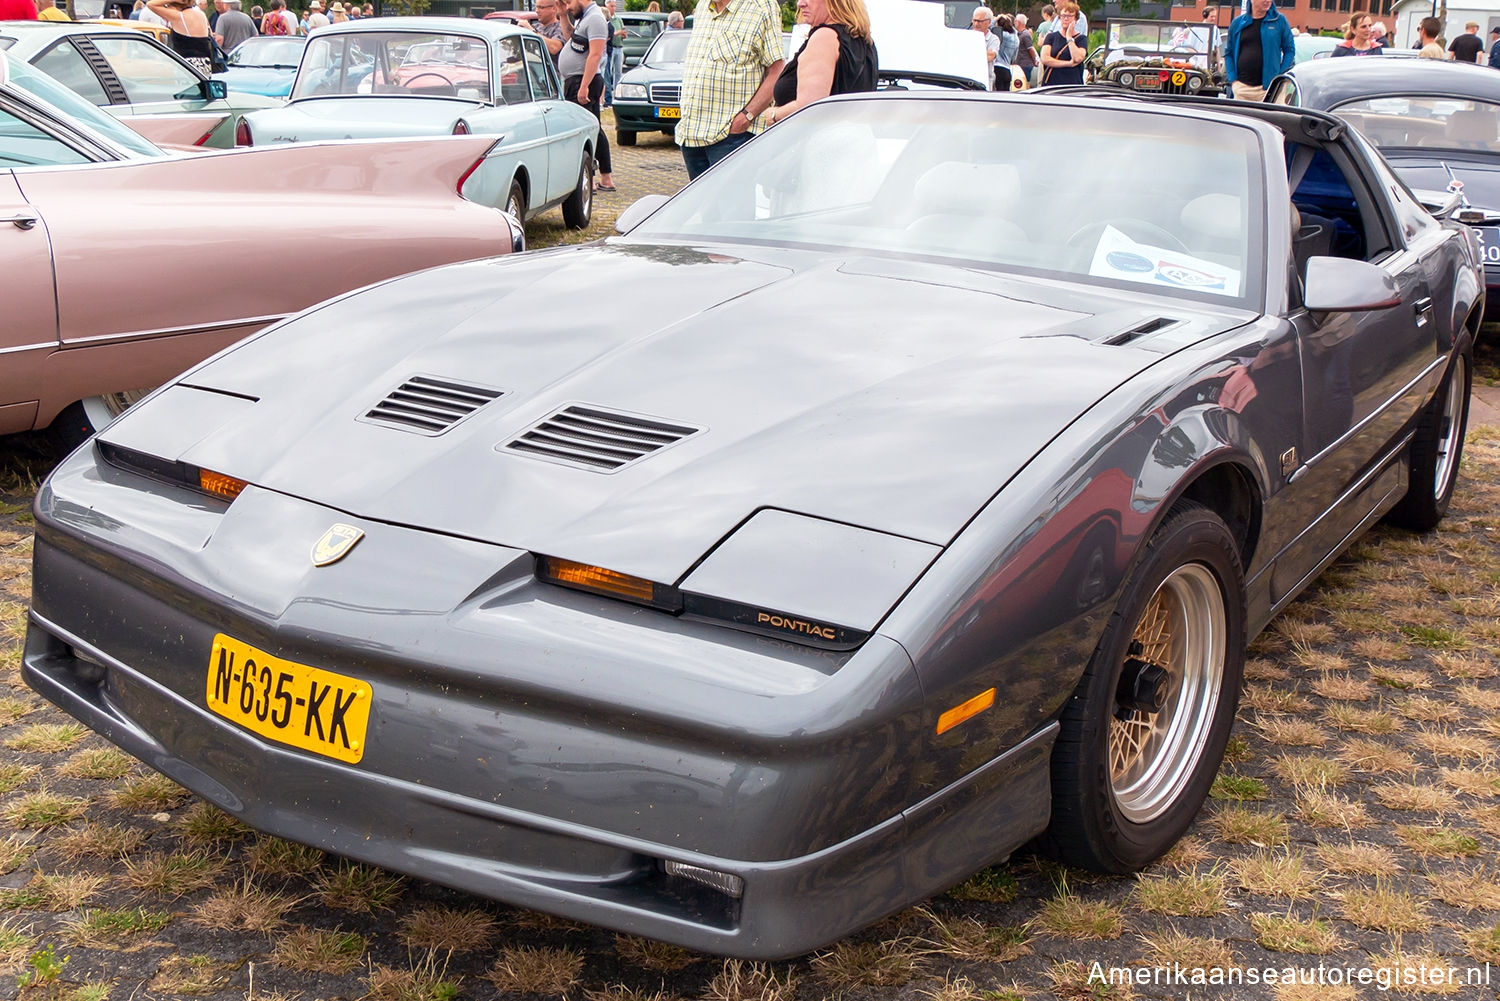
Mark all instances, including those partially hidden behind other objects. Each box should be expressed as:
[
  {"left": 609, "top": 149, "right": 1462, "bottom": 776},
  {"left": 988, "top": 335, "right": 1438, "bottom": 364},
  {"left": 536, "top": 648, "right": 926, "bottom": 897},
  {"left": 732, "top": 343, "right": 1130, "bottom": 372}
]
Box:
[
  {"left": 616, "top": 128, "right": 637, "bottom": 146},
  {"left": 1040, "top": 500, "right": 1245, "bottom": 873},
  {"left": 1385, "top": 346, "right": 1470, "bottom": 532},
  {"left": 505, "top": 178, "right": 527, "bottom": 224},
  {"left": 561, "top": 154, "right": 594, "bottom": 230},
  {"left": 49, "top": 391, "right": 151, "bottom": 453}
]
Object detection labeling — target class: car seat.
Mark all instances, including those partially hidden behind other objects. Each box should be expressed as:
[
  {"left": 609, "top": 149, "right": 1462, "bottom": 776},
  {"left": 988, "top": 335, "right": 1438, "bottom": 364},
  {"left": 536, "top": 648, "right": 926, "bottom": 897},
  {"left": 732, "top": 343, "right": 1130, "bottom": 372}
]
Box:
[{"left": 904, "top": 162, "right": 1027, "bottom": 256}]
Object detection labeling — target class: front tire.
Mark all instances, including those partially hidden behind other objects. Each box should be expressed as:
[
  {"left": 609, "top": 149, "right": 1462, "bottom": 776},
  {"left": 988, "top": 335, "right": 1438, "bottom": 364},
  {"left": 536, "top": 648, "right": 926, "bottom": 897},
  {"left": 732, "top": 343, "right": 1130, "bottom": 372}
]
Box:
[
  {"left": 1385, "top": 346, "right": 1470, "bottom": 532},
  {"left": 1041, "top": 500, "right": 1246, "bottom": 873},
  {"left": 561, "top": 154, "right": 594, "bottom": 230},
  {"left": 49, "top": 390, "right": 151, "bottom": 452}
]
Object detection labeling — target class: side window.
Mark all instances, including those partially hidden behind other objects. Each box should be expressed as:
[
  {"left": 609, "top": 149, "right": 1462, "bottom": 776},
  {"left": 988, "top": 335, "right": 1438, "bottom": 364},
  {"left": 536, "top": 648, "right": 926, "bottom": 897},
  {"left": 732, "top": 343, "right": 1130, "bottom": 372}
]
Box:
[
  {"left": 1288, "top": 142, "right": 1394, "bottom": 264},
  {"left": 0, "top": 105, "right": 92, "bottom": 167},
  {"left": 496, "top": 37, "right": 530, "bottom": 104},
  {"left": 522, "top": 35, "right": 556, "bottom": 100},
  {"left": 33, "top": 41, "right": 111, "bottom": 106},
  {"left": 1354, "top": 131, "right": 1438, "bottom": 243},
  {"left": 91, "top": 36, "right": 202, "bottom": 103},
  {"left": 1266, "top": 79, "right": 1297, "bottom": 106}
]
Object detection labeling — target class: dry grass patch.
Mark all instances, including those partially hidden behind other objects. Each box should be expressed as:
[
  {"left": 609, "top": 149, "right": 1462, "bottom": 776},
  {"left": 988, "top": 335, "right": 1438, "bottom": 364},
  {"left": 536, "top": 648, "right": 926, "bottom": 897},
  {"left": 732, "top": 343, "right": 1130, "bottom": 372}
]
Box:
[
  {"left": 1426, "top": 866, "right": 1500, "bottom": 911},
  {"left": 1324, "top": 704, "right": 1403, "bottom": 736},
  {"left": 613, "top": 934, "right": 698, "bottom": 972},
  {"left": 1048, "top": 960, "right": 1134, "bottom": 1001},
  {"left": 1317, "top": 840, "right": 1399, "bottom": 876},
  {"left": 1364, "top": 948, "right": 1464, "bottom": 997},
  {"left": 1338, "top": 736, "right": 1416, "bottom": 773},
  {"left": 1273, "top": 754, "right": 1348, "bottom": 787},
  {"left": 583, "top": 988, "right": 686, "bottom": 1001},
  {"left": 1248, "top": 912, "right": 1344, "bottom": 954},
  {"left": 1310, "top": 673, "right": 1372, "bottom": 702},
  {"left": 1435, "top": 654, "right": 1499, "bottom": 680},
  {"left": 4, "top": 722, "right": 89, "bottom": 753},
  {"left": 269, "top": 926, "right": 366, "bottom": 975},
  {"left": 918, "top": 908, "right": 1031, "bottom": 962},
  {"left": 1340, "top": 879, "right": 1430, "bottom": 932},
  {"left": 1293, "top": 647, "right": 1351, "bottom": 673},
  {"left": 1441, "top": 766, "right": 1500, "bottom": 797},
  {"left": 1396, "top": 695, "right": 1464, "bottom": 724},
  {"left": 1156, "top": 836, "right": 1212, "bottom": 871},
  {"left": 51, "top": 822, "right": 144, "bottom": 863},
  {"left": 35, "top": 871, "right": 107, "bottom": 910},
  {"left": 1036, "top": 888, "right": 1125, "bottom": 939},
  {"left": 701, "top": 961, "right": 798, "bottom": 1001},
  {"left": 56, "top": 748, "right": 133, "bottom": 781},
  {"left": 0, "top": 696, "right": 36, "bottom": 726},
  {"left": 1457, "top": 685, "right": 1500, "bottom": 712},
  {"left": 1276, "top": 619, "right": 1336, "bottom": 646},
  {"left": 1131, "top": 872, "right": 1227, "bottom": 916},
  {"left": 810, "top": 938, "right": 923, "bottom": 988},
  {"left": 189, "top": 878, "right": 299, "bottom": 932},
  {"left": 1462, "top": 923, "right": 1500, "bottom": 965},
  {"left": 397, "top": 907, "right": 499, "bottom": 951},
  {"left": 148, "top": 954, "right": 233, "bottom": 995},
  {"left": 1350, "top": 636, "right": 1410, "bottom": 662},
  {"left": 1209, "top": 804, "right": 1290, "bottom": 846},
  {"left": 0, "top": 916, "right": 32, "bottom": 969},
  {"left": 121, "top": 849, "right": 226, "bottom": 897},
  {"left": 312, "top": 862, "right": 406, "bottom": 912},
  {"left": 1244, "top": 657, "right": 1290, "bottom": 681},
  {"left": 1373, "top": 667, "right": 1436, "bottom": 691},
  {"left": 0, "top": 761, "right": 36, "bottom": 794},
  {"left": 1209, "top": 773, "right": 1267, "bottom": 801},
  {"left": 486, "top": 946, "right": 585, "bottom": 996},
  {"left": 1374, "top": 782, "right": 1460, "bottom": 815},
  {"left": 1230, "top": 851, "right": 1323, "bottom": 900},
  {"left": 1137, "top": 927, "right": 1233, "bottom": 971},
  {"left": 945, "top": 866, "right": 1018, "bottom": 902},
  {"left": 1295, "top": 786, "right": 1371, "bottom": 829},
  {"left": 243, "top": 835, "right": 324, "bottom": 878},
  {"left": 2, "top": 790, "right": 87, "bottom": 829},
  {"left": 1272, "top": 982, "right": 1357, "bottom": 1001},
  {"left": 0, "top": 834, "right": 34, "bottom": 874},
  {"left": 1243, "top": 686, "right": 1313, "bottom": 715},
  {"left": 105, "top": 772, "right": 189, "bottom": 812},
  {"left": 175, "top": 801, "right": 251, "bottom": 844},
  {"left": 1417, "top": 727, "right": 1495, "bottom": 762},
  {"left": 1397, "top": 825, "right": 1482, "bottom": 858},
  {"left": 366, "top": 954, "right": 462, "bottom": 1001},
  {"left": 66, "top": 907, "right": 172, "bottom": 946}
]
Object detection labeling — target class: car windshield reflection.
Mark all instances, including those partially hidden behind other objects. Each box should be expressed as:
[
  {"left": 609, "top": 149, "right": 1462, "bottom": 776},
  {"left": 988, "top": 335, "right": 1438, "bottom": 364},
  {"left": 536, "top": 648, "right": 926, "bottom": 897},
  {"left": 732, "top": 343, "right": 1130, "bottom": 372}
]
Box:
[
  {"left": 293, "top": 31, "right": 492, "bottom": 101},
  {"left": 644, "top": 31, "right": 691, "bottom": 68},
  {"left": 1334, "top": 95, "right": 1500, "bottom": 155},
  {"left": 633, "top": 99, "right": 1264, "bottom": 305},
  {"left": 231, "top": 37, "right": 305, "bottom": 67}
]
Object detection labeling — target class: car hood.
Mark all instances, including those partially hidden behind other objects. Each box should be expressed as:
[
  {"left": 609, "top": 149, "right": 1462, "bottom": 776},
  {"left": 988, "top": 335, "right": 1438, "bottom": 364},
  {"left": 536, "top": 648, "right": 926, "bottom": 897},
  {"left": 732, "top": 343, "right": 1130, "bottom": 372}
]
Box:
[
  {"left": 1383, "top": 152, "right": 1500, "bottom": 211},
  {"left": 129, "top": 243, "right": 1238, "bottom": 584},
  {"left": 216, "top": 66, "right": 297, "bottom": 97},
  {"left": 246, "top": 96, "right": 481, "bottom": 139}
]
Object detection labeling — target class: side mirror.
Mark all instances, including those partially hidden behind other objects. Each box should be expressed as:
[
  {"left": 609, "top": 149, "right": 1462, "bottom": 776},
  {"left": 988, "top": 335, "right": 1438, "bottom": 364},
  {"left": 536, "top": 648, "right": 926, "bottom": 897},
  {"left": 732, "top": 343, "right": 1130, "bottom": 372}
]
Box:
[
  {"left": 1302, "top": 256, "right": 1401, "bottom": 312},
  {"left": 201, "top": 78, "right": 229, "bottom": 101},
  {"left": 614, "top": 193, "right": 669, "bottom": 234},
  {"left": 1412, "top": 187, "right": 1463, "bottom": 219}
]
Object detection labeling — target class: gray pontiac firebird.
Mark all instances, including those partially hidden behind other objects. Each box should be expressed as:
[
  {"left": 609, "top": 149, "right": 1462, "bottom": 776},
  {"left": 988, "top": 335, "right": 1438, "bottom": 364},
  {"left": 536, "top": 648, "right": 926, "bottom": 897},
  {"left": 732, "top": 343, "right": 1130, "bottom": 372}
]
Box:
[{"left": 25, "top": 91, "right": 1482, "bottom": 958}]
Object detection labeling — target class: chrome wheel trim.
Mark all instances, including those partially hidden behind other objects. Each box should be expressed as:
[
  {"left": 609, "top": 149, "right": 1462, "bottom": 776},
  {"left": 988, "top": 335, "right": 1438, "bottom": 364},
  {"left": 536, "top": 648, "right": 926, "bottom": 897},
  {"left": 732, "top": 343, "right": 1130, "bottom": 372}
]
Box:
[
  {"left": 1434, "top": 355, "right": 1467, "bottom": 501},
  {"left": 580, "top": 159, "right": 593, "bottom": 216},
  {"left": 1109, "top": 562, "right": 1227, "bottom": 824},
  {"left": 80, "top": 389, "right": 152, "bottom": 432},
  {"left": 506, "top": 188, "right": 525, "bottom": 220}
]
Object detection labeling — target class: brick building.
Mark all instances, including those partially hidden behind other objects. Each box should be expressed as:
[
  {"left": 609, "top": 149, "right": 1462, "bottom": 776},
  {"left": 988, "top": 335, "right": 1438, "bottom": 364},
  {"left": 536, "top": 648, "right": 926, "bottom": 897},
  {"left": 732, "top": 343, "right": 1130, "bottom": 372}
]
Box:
[{"left": 1168, "top": 0, "right": 1388, "bottom": 34}]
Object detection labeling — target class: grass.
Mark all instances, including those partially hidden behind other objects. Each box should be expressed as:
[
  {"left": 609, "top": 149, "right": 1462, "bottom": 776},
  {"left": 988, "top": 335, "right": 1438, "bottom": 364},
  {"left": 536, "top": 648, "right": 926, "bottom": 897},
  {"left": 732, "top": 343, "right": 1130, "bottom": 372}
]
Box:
[
  {"left": 1036, "top": 889, "right": 1124, "bottom": 940},
  {"left": 1, "top": 790, "right": 88, "bottom": 829},
  {"left": 1316, "top": 841, "right": 1399, "bottom": 875},
  {"left": 918, "top": 907, "right": 1032, "bottom": 962},
  {"left": 1339, "top": 880, "right": 1431, "bottom": 932},
  {"left": 945, "top": 867, "right": 1019, "bottom": 903},
  {"left": 56, "top": 749, "right": 133, "bottom": 781},
  {"left": 1209, "top": 773, "right": 1267, "bottom": 801},
  {"left": 1229, "top": 851, "right": 1323, "bottom": 901},
  {"left": 269, "top": 927, "right": 367, "bottom": 975},
  {"left": 366, "top": 953, "right": 463, "bottom": 1001},
  {"left": 104, "top": 772, "right": 189, "bottom": 812},
  {"left": 398, "top": 907, "right": 500, "bottom": 952},
  {"left": 1396, "top": 825, "right": 1483, "bottom": 858},
  {"left": 1130, "top": 872, "right": 1227, "bottom": 917},
  {"left": 120, "top": 850, "right": 227, "bottom": 898},
  {"left": 1248, "top": 912, "right": 1344, "bottom": 954},
  {"left": 485, "top": 947, "right": 586, "bottom": 996},
  {"left": 67, "top": 908, "right": 172, "bottom": 944},
  {"left": 4, "top": 722, "right": 89, "bottom": 753},
  {"left": 701, "top": 961, "right": 796, "bottom": 1001},
  {"left": 1208, "top": 805, "right": 1290, "bottom": 846},
  {"left": 188, "top": 879, "right": 299, "bottom": 933},
  {"left": 148, "top": 955, "right": 232, "bottom": 995},
  {"left": 313, "top": 862, "right": 406, "bottom": 913},
  {"left": 809, "top": 939, "right": 922, "bottom": 988}
]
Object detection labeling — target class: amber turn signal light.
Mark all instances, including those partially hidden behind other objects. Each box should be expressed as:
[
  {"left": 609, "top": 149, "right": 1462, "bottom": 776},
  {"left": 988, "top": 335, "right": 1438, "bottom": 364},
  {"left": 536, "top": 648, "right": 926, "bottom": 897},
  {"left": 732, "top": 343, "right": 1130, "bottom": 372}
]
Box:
[
  {"left": 197, "top": 469, "right": 248, "bottom": 502},
  {"left": 537, "top": 556, "right": 672, "bottom": 607},
  {"left": 936, "top": 687, "right": 996, "bottom": 734}
]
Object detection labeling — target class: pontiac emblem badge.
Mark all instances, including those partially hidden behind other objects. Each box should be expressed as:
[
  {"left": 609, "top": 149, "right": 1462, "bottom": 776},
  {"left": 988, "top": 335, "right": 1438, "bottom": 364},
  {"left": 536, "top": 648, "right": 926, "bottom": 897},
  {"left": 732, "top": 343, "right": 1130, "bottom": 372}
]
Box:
[{"left": 311, "top": 524, "right": 364, "bottom": 567}]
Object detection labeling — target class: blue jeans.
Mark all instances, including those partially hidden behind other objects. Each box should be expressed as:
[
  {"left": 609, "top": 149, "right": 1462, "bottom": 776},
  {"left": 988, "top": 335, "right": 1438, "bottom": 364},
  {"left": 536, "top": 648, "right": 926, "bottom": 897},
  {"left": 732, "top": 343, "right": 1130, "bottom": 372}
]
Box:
[
  {"left": 680, "top": 131, "right": 753, "bottom": 181},
  {"left": 605, "top": 47, "right": 624, "bottom": 105}
]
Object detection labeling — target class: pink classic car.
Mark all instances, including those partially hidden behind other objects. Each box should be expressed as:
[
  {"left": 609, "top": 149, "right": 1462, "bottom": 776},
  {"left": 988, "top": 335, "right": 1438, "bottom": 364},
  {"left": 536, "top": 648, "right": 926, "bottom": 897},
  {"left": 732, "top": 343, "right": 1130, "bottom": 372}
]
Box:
[{"left": 0, "top": 50, "right": 520, "bottom": 444}]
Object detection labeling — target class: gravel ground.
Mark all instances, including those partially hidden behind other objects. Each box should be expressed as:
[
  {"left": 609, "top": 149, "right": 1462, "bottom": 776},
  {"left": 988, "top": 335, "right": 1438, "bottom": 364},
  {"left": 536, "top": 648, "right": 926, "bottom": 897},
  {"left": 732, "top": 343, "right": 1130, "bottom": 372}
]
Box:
[{"left": 2, "top": 141, "right": 1500, "bottom": 1000}]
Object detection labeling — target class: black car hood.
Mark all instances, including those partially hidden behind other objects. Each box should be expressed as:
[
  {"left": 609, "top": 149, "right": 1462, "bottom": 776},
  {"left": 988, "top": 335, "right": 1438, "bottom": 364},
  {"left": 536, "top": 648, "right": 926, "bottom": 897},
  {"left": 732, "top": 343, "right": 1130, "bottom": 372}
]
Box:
[
  {"left": 1384, "top": 151, "right": 1500, "bottom": 211},
  {"left": 148, "top": 242, "right": 1241, "bottom": 584}
]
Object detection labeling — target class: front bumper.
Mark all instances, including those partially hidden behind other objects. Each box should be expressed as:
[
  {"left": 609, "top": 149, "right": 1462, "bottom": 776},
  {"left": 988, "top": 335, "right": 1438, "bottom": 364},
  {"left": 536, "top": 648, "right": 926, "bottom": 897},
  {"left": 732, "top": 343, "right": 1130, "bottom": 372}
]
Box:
[
  {"left": 613, "top": 99, "right": 679, "bottom": 133},
  {"left": 24, "top": 451, "right": 1055, "bottom": 958}
]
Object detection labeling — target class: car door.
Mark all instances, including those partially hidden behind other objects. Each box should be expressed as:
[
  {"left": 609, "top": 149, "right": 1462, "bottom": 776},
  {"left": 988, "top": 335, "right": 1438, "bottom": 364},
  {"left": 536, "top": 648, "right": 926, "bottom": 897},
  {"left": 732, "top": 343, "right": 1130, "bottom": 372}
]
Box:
[
  {"left": 1275, "top": 138, "right": 1441, "bottom": 598},
  {"left": 520, "top": 33, "right": 571, "bottom": 203}
]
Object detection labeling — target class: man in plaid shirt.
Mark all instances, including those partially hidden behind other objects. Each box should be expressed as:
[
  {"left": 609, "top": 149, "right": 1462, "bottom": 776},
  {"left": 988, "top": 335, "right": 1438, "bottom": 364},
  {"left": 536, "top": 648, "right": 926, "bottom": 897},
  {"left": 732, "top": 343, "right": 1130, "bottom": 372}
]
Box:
[{"left": 677, "top": 0, "right": 785, "bottom": 180}]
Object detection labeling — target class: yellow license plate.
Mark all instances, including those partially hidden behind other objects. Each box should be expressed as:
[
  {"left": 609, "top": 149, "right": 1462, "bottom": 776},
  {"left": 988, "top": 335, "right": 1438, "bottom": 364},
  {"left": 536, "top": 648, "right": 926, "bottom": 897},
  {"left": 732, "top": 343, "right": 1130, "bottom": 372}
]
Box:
[
  {"left": 656, "top": 106, "right": 681, "bottom": 119},
  {"left": 206, "top": 634, "right": 371, "bottom": 764}
]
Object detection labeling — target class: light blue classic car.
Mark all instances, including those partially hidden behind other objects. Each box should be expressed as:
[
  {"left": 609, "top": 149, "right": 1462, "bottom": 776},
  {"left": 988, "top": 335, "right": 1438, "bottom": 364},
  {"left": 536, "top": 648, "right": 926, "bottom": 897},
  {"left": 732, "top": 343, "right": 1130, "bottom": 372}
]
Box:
[
  {"left": 237, "top": 18, "right": 598, "bottom": 227},
  {"left": 214, "top": 36, "right": 308, "bottom": 99}
]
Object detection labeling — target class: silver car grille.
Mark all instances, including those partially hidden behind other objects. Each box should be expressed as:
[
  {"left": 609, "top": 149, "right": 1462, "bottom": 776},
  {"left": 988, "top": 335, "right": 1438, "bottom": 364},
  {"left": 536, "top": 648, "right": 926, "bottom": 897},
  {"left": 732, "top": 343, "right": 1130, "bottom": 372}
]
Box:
[
  {"left": 650, "top": 83, "right": 681, "bottom": 106},
  {"left": 502, "top": 405, "right": 701, "bottom": 471},
  {"left": 361, "top": 376, "right": 505, "bottom": 436}
]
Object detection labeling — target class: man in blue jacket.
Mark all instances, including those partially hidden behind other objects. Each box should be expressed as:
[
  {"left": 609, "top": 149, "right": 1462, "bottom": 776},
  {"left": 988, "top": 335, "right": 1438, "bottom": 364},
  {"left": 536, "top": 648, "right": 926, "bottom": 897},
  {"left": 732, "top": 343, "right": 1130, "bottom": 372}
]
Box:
[{"left": 1225, "top": 0, "right": 1294, "bottom": 101}]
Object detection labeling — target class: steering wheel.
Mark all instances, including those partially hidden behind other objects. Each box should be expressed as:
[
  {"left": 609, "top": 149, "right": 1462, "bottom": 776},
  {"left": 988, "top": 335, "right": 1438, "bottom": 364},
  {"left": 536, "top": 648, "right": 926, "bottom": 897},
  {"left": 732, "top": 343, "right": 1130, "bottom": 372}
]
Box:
[
  {"left": 403, "top": 72, "right": 457, "bottom": 96},
  {"left": 1168, "top": 46, "right": 1200, "bottom": 56},
  {"left": 1064, "top": 219, "right": 1190, "bottom": 272}
]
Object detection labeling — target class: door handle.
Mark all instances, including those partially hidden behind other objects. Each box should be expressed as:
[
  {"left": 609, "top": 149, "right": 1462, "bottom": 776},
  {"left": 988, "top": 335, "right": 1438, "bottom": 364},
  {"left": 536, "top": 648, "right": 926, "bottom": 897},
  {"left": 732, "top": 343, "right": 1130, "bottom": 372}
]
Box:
[
  {"left": 1, "top": 212, "right": 37, "bottom": 231},
  {"left": 1414, "top": 295, "right": 1434, "bottom": 327}
]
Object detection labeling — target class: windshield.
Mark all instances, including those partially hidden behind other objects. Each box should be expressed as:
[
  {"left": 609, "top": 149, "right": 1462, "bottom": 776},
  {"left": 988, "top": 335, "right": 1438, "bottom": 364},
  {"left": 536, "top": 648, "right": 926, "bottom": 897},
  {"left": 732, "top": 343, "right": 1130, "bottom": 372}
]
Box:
[
  {"left": 1107, "top": 21, "right": 1216, "bottom": 65},
  {"left": 1333, "top": 96, "right": 1500, "bottom": 155},
  {"left": 231, "top": 37, "right": 305, "bottom": 67},
  {"left": 5, "top": 53, "right": 162, "bottom": 158},
  {"left": 644, "top": 30, "right": 691, "bottom": 66},
  {"left": 634, "top": 99, "right": 1263, "bottom": 305},
  {"left": 292, "top": 31, "right": 491, "bottom": 101}
]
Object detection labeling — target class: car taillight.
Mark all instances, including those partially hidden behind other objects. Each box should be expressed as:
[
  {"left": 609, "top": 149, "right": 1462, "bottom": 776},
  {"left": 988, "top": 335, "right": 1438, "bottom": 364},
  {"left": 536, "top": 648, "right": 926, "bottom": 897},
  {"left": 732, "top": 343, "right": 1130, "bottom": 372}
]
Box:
[
  {"left": 456, "top": 156, "right": 482, "bottom": 196},
  {"left": 452, "top": 119, "right": 470, "bottom": 135},
  {"left": 193, "top": 126, "right": 217, "bottom": 147},
  {"left": 234, "top": 117, "right": 253, "bottom": 147}
]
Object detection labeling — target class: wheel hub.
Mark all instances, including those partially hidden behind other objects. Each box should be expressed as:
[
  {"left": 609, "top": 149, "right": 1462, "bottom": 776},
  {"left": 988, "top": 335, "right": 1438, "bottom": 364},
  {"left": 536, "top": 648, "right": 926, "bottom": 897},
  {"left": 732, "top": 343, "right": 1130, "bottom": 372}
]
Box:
[{"left": 1115, "top": 643, "right": 1171, "bottom": 717}]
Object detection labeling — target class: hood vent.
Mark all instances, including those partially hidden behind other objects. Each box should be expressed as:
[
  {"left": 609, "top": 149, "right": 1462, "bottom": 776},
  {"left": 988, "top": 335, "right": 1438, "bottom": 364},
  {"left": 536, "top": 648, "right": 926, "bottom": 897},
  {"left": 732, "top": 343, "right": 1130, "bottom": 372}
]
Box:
[
  {"left": 503, "top": 405, "right": 702, "bottom": 472},
  {"left": 362, "top": 376, "right": 505, "bottom": 436}
]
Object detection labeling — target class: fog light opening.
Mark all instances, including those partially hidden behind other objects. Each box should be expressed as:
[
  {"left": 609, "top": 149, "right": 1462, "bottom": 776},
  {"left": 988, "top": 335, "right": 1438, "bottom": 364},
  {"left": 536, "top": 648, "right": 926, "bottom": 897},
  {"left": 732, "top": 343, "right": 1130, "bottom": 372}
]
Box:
[
  {"left": 68, "top": 646, "right": 107, "bottom": 686},
  {"left": 663, "top": 860, "right": 744, "bottom": 899}
]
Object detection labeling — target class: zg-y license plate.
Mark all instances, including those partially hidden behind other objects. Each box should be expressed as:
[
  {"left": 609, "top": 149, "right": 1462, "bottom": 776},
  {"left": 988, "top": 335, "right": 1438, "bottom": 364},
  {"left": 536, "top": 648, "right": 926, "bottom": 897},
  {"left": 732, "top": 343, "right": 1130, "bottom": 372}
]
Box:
[
  {"left": 656, "top": 106, "right": 681, "bottom": 118},
  {"left": 206, "top": 634, "right": 371, "bottom": 764}
]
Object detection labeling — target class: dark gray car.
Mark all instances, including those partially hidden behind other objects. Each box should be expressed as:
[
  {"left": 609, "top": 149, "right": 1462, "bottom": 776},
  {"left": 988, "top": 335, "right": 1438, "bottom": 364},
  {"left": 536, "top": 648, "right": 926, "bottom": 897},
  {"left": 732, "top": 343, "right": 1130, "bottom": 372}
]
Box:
[{"left": 25, "top": 91, "right": 1481, "bottom": 960}]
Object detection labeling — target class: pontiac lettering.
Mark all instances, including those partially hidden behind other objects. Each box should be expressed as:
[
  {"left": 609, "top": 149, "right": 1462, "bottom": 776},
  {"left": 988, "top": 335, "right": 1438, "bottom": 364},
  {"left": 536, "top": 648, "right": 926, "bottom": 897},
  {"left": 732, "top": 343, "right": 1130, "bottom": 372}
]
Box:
[{"left": 756, "top": 612, "right": 837, "bottom": 640}]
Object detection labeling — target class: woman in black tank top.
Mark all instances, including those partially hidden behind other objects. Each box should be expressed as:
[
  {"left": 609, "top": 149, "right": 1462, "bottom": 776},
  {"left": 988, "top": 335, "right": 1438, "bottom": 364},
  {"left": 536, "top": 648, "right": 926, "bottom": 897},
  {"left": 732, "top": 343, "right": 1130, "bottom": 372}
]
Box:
[
  {"left": 146, "top": 0, "right": 216, "bottom": 75},
  {"left": 764, "top": 0, "right": 877, "bottom": 126}
]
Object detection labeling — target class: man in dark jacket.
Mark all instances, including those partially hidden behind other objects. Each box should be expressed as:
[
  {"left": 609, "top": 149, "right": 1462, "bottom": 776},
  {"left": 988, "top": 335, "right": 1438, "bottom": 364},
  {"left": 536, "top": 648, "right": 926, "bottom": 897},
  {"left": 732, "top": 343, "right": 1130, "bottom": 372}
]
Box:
[{"left": 1225, "top": 0, "right": 1294, "bottom": 101}]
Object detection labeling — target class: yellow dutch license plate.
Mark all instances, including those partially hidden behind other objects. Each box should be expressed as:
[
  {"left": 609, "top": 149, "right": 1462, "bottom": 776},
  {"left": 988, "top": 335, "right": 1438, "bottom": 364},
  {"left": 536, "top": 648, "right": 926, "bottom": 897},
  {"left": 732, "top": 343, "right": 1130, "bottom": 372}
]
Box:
[
  {"left": 206, "top": 634, "right": 371, "bottom": 764},
  {"left": 656, "top": 107, "right": 681, "bottom": 119}
]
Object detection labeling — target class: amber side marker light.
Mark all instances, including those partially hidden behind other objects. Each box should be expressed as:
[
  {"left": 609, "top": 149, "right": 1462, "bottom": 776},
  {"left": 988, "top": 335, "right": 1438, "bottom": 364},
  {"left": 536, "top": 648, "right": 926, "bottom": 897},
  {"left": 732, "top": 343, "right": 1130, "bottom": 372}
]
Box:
[
  {"left": 936, "top": 687, "right": 996, "bottom": 734},
  {"left": 536, "top": 556, "right": 684, "bottom": 611},
  {"left": 198, "top": 469, "right": 248, "bottom": 502}
]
